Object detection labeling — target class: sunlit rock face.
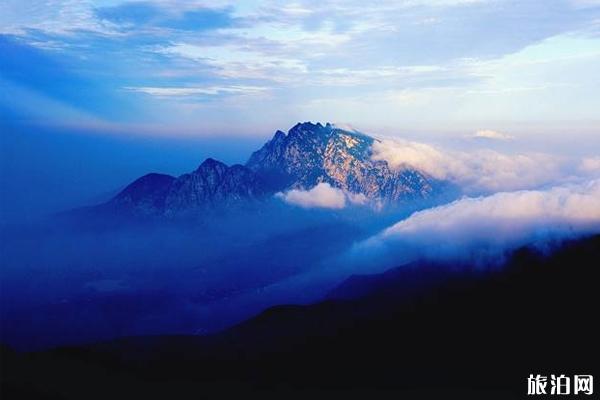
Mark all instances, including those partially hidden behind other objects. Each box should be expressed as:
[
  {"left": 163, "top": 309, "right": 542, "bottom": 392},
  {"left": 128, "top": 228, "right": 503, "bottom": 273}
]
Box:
[
  {"left": 104, "top": 122, "right": 442, "bottom": 217},
  {"left": 247, "top": 122, "right": 437, "bottom": 202}
]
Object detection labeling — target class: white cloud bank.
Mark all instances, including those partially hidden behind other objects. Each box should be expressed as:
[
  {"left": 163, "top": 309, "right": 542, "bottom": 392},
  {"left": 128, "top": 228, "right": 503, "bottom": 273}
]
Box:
[
  {"left": 357, "top": 179, "right": 600, "bottom": 265},
  {"left": 371, "top": 138, "right": 564, "bottom": 193},
  {"left": 276, "top": 182, "right": 367, "bottom": 209}
]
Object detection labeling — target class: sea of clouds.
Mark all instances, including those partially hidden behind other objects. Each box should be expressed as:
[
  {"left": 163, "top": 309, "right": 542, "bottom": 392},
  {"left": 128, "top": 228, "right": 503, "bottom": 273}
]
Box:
[
  {"left": 350, "top": 136, "right": 600, "bottom": 268},
  {"left": 353, "top": 179, "right": 600, "bottom": 267},
  {"left": 273, "top": 134, "right": 600, "bottom": 268}
]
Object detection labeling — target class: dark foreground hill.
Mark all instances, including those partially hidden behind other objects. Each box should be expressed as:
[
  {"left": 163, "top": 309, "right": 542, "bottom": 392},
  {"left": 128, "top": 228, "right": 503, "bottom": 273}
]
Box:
[{"left": 2, "top": 235, "right": 599, "bottom": 399}]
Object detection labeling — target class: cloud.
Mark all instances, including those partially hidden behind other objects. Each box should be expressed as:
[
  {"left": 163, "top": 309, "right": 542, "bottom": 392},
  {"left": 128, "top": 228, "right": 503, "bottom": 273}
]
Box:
[
  {"left": 154, "top": 42, "right": 308, "bottom": 82},
  {"left": 276, "top": 183, "right": 371, "bottom": 209},
  {"left": 371, "top": 138, "right": 564, "bottom": 193},
  {"left": 95, "top": 2, "right": 235, "bottom": 32},
  {"left": 347, "top": 192, "right": 368, "bottom": 205},
  {"left": 356, "top": 179, "right": 600, "bottom": 265},
  {"left": 579, "top": 157, "right": 600, "bottom": 174},
  {"left": 371, "top": 139, "right": 451, "bottom": 179},
  {"left": 276, "top": 183, "right": 347, "bottom": 209},
  {"left": 0, "top": 0, "right": 116, "bottom": 36},
  {"left": 125, "top": 85, "right": 267, "bottom": 97},
  {"left": 471, "top": 129, "right": 514, "bottom": 140},
  {"left": 0, "top": 1, "right": 235, "bottom": 36},
  {"left": 2, "top": 0, "right": 600, "bottom": 131}
]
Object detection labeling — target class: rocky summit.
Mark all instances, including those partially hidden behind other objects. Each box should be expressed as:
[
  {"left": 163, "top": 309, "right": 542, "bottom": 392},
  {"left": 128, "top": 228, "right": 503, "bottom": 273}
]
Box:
[
  {"left": 247, "top": 122, "right": 437, "bottom": 200},
  {"left": 101, "top": 122, "right": 443, "bottom": 217}
]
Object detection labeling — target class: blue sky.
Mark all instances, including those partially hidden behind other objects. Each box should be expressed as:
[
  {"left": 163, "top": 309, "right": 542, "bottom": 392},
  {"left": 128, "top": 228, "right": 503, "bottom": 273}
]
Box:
[{"left": 1, "top": 0, "right": 600, "bottom": 137}]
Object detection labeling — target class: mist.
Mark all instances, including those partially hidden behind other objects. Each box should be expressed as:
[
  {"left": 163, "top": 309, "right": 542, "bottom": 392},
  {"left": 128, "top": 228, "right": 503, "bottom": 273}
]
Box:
[
  {"left": 0, "top": 199, "right": 400, "bottom": 350},
  {"left": 2, "top": 122, "right": 600, "bottom": 351},
  {"left": 0, "top": 121, "right": 264, "bottom": 223},
  {"left": 168, "top": 139, "right": 600, "bottom": 326},
  {"left": 351, "top": 179, "right": 600, "bottom": 269}
]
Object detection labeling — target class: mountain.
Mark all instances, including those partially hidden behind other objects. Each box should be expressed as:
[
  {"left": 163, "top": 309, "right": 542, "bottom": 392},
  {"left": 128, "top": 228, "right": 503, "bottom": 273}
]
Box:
[
  {"left": 103, "top": 159, "right": 265, "bottom": 217},
  {"left": 97, "top": 122, "right": 443, "bottom": 217},
  {"left": 247, "top": 122, "right": 438, "bottom": 201}
]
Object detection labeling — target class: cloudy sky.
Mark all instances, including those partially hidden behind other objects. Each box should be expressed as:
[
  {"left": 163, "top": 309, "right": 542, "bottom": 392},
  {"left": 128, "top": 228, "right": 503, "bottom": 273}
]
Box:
[{"left": 1, "top": 0, "right": 600, "bottom": 136}]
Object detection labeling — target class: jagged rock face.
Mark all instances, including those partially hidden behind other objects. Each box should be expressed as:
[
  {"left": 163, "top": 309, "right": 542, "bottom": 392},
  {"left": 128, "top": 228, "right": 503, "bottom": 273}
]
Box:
[
  {"left": 247, "top": 122, "right": 436, "bottom": 201},
  {"left": 108, "top": 159, "right": 265, "bottom": 217},
  {"left": 164, "top": 159, "right": 266, "bottom": 215}
]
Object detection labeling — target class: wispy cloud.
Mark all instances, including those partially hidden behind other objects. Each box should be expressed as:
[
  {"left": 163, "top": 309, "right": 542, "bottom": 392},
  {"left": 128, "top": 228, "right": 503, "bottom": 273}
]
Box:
[
  {"left": 470, "top": 129, "right": 514, "bottom": 140},
  {"left": 0, "top": 0, "right": 118, "bottom": 36},
  {"left": 125, "top": 85, "right": 267, "bottom": 97},
  {"left": 154, "top": 42, "right": 308, "bottom": 82},
  {"left": 95, "top": 2, "right": 235, "bottom": 32}
]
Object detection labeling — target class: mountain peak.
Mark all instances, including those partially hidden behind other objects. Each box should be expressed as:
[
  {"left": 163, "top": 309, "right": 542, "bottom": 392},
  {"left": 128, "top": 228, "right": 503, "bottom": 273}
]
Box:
[
  {"left": 288, "top": 121, "right": 331, "bottom": 137},
  {"left": 108, "top": 173, "right": 175, "bottom": 216},
  {"left": 292, "top": 121, "right": 326, "bottom": 130},
  {"left": 164, "top": 160, "right": 265, "bottom": 215},
  {"left": 266, "top": 122, "right": 359, "bottom": 145},
  {"left": 197, "top": 157, "right": 227, "bottom": 170},
  {"left": 246, "top": 122, "right": 438, "bottom": 201}
]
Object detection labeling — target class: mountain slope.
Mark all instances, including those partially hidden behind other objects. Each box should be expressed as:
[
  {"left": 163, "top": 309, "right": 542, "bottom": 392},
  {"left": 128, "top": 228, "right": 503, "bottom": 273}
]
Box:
[
  {"left": 163, "top": 158, "right": 266, "bottom": 215},
  {"left": 103, "top": 159, "right": 265, "bottom": 217},
  {"left": 3, "top": 235, "right": 598, "bottom": 398},
  {"left": 107, "top": 173, "right": 175, "bottom": 216}
]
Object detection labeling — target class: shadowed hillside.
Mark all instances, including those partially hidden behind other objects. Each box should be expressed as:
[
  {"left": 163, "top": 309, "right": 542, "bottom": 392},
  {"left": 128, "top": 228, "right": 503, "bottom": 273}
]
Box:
[{"left": 2, "top": 235, "right": 599, "bottom": 399}]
